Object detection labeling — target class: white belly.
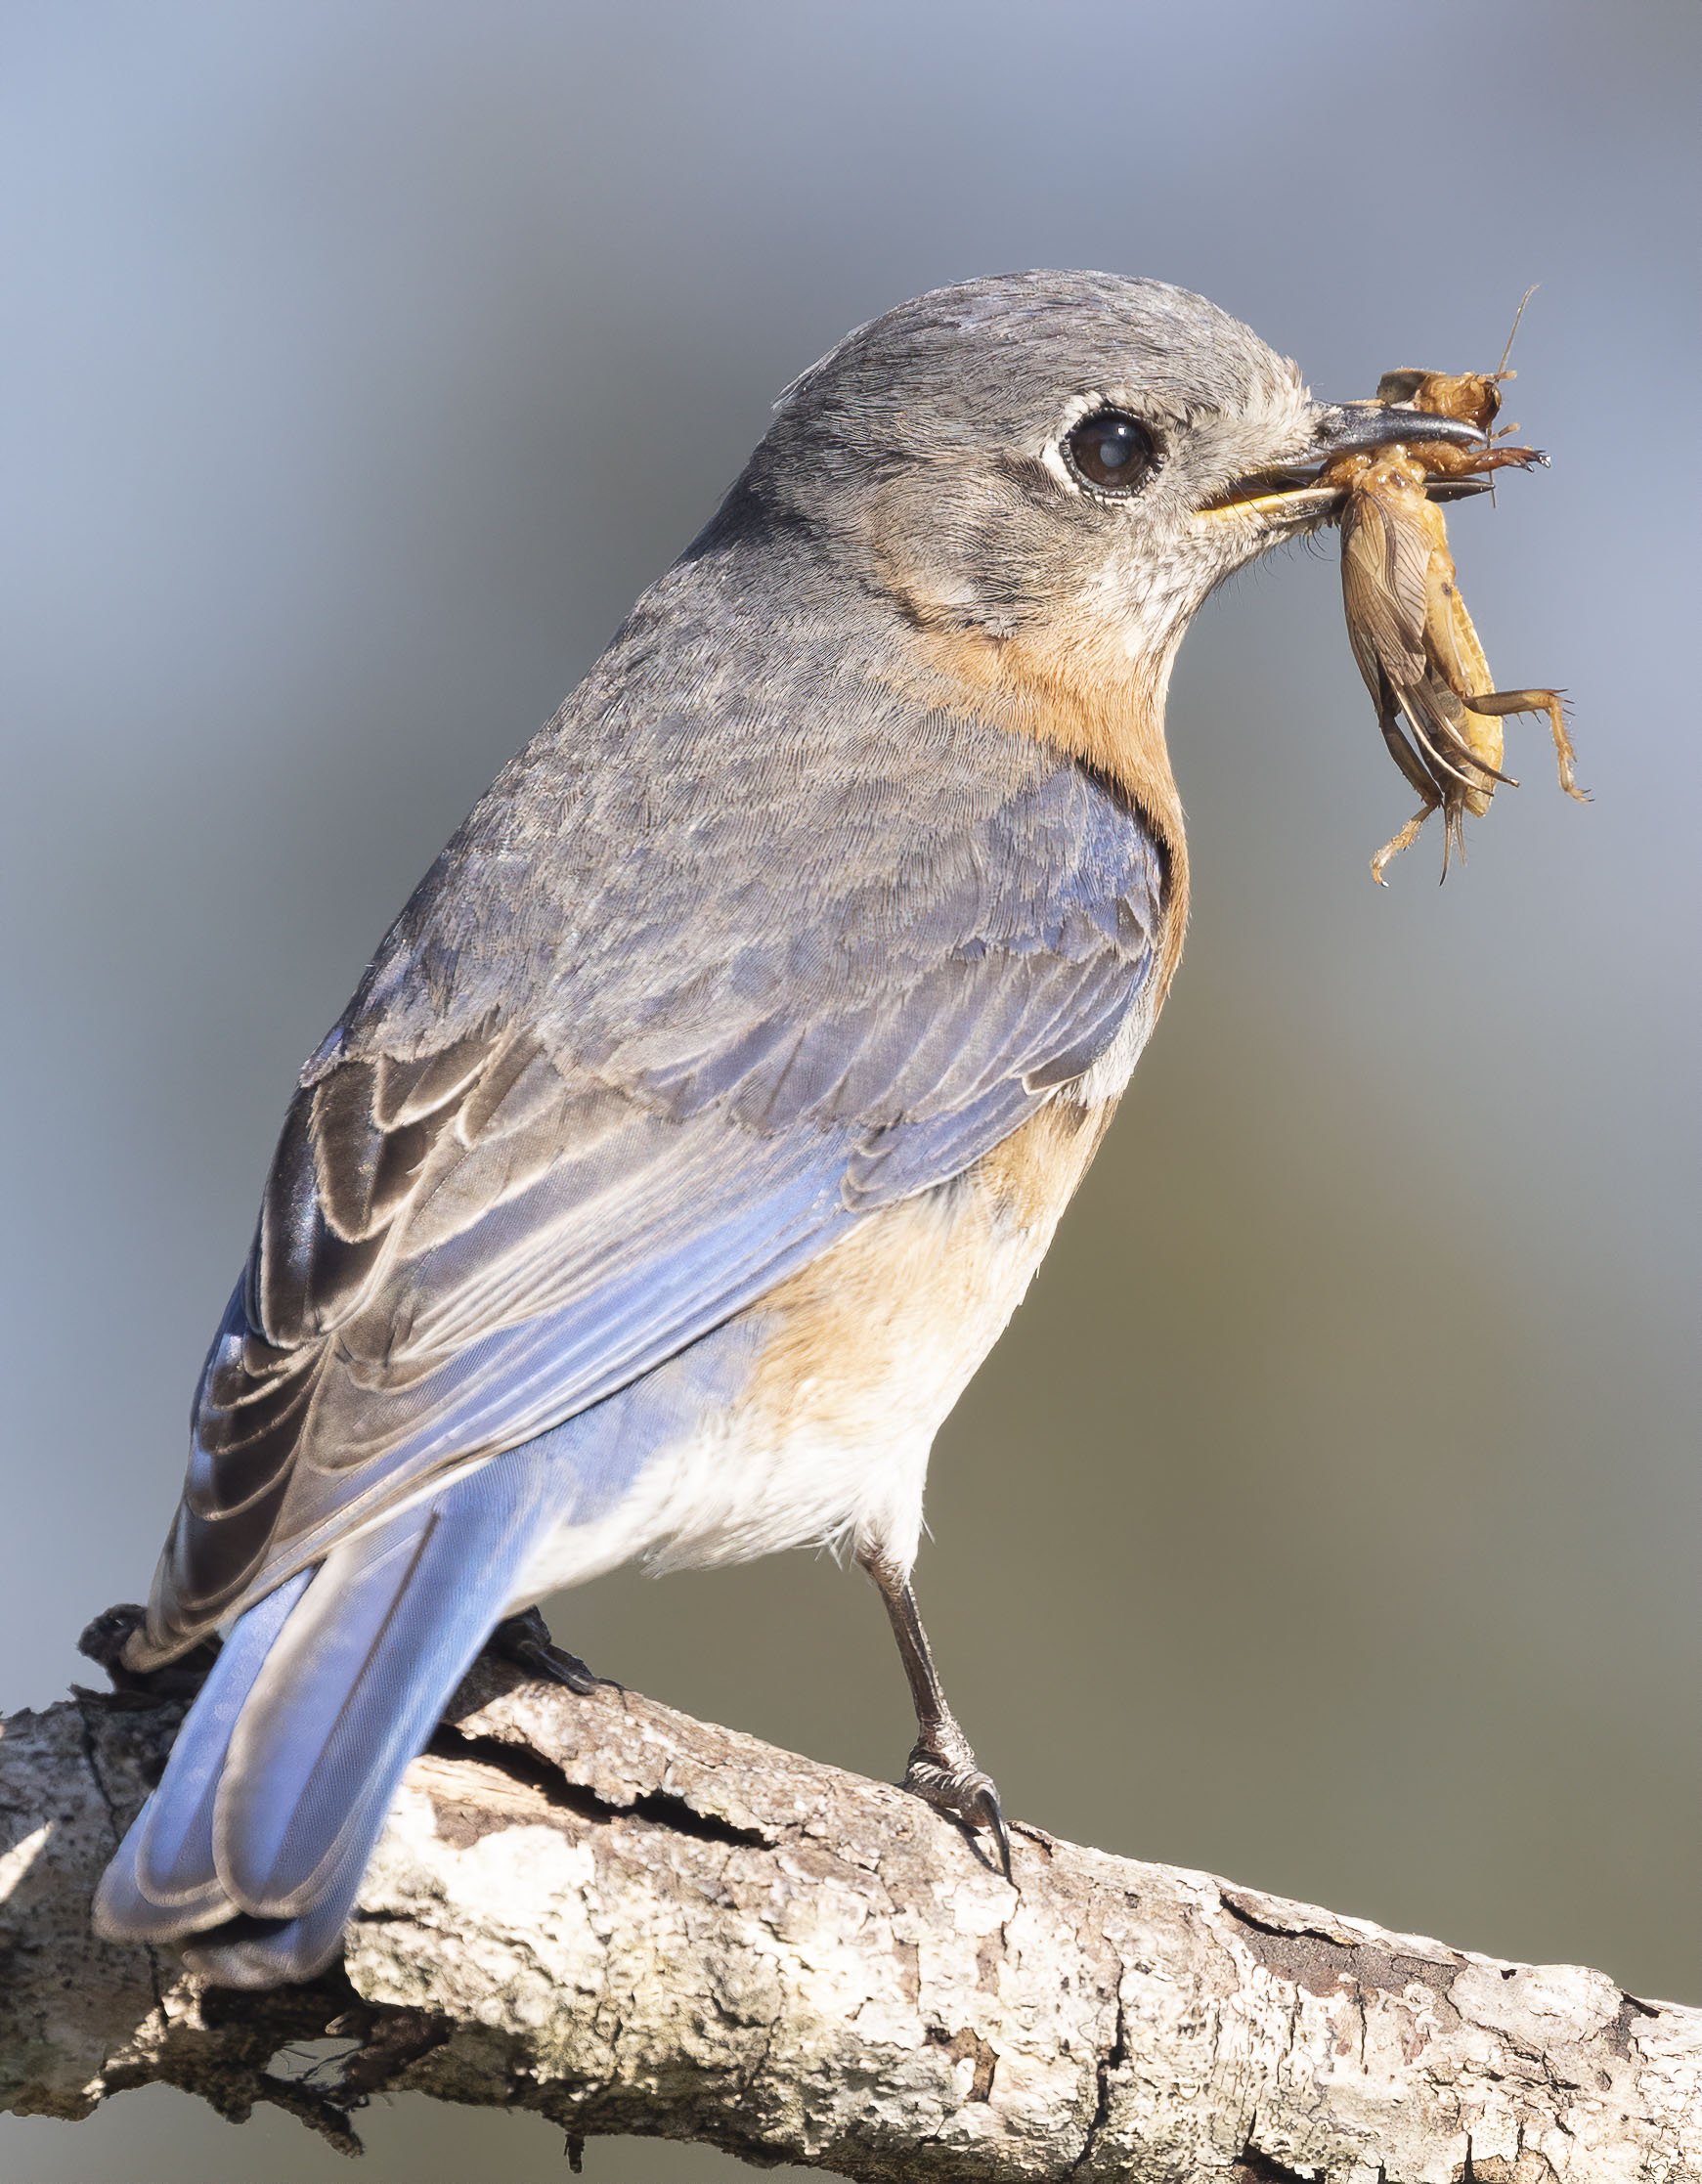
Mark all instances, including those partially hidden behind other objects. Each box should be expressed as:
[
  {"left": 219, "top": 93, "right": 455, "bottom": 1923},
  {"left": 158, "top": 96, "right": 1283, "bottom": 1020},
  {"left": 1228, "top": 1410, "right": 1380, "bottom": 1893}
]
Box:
[{"left": 509, "top": 1150, "right": 1076, "bottom": 1607}]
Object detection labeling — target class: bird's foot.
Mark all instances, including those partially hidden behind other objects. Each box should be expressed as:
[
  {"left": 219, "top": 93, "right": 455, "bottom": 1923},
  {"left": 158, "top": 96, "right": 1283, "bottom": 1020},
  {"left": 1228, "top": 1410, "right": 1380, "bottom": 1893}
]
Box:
[
  {"left": 491, "top": 1607, "right": 619, "bottom": 1696},
  {"left": 73, "top": 1602, "right": 222, "bottom": 1708},
  {"left": 902, "top": 1721, "right": 1013, "bottom": 1880}
]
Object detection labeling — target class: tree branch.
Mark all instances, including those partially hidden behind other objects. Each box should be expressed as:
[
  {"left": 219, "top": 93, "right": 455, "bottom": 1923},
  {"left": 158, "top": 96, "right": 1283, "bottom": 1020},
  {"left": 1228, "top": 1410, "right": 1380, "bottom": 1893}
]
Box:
[{"left": 4, "top": 1650, "right": 1698, "bottom": 2180}]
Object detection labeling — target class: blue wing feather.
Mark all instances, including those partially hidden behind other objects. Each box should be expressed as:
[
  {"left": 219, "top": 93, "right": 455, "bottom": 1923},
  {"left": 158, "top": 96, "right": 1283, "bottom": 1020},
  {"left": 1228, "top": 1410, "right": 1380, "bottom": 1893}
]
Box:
[{"left": 141, "top": 737, "right": 1163, "bottom": 1656}]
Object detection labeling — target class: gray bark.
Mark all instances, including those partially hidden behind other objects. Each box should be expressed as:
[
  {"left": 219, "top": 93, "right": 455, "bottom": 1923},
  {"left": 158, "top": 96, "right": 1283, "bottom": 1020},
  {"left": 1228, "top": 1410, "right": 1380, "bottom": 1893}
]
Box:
[{"left": 3, "top": 1654, "right": 1698, "bottom": 2180}]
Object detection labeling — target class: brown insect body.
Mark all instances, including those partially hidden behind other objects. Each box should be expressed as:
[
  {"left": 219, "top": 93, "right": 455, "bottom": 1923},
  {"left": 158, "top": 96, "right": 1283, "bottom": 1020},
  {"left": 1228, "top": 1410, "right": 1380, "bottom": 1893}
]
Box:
[
  {"left": 1329, "top": 446, "right": 1501, "bottom": 879},
  {"left": 1375, "top": 365, "right": 1510, "bottom": 440},
  {"left": 1375, "top": 284, "right": 1537, "bottom": 457},
  {"left": 1331, "top": 310, "right": 1585, "bottom": 882}
]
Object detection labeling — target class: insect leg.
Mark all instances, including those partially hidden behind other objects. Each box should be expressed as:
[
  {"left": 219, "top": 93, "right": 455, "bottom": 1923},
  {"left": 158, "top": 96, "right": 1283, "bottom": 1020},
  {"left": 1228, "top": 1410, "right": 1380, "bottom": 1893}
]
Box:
[
  {"left": 1422, "top": 575, "right": 1519, "bottom": 789},
  {"left": 1372, "top": 803, "right": 1439, "bottom": 887},
  {"left": 1418, "top": 443, "right": 1547, "bottom": 481},
  {"left": 1403, "top": 702, "right": 1502, "bottom": 794},
  {"left": 1453, "top": 687, "right": 1589, "bottom": 802},
  {"left": 1417, "top": 705, "right": 1515, "bottom": 787},
  {"left": 1371, "top": 703, "right": 1441, "bottom": 886},
  {"left": 1379, "top": 704, "right": 1441, "bottom": 803}
]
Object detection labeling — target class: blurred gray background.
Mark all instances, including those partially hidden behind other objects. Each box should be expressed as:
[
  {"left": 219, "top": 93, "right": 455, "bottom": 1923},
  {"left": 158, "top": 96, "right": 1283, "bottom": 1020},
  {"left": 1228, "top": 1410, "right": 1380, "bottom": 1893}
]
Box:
[{"left": 3, "top": 1, "right": 1697, "bottom": 2176}]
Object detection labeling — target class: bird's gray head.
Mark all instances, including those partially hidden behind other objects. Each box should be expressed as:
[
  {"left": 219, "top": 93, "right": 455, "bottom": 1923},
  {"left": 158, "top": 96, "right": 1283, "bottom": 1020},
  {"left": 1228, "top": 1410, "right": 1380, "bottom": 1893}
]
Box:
[{"left": 733, "top": 270, "right": 1472, "bottom": 677}]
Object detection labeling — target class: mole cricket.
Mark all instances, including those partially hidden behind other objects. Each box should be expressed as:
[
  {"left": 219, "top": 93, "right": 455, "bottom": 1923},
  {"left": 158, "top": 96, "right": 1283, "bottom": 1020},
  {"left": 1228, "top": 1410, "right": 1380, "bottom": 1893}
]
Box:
[{"left": 1327, "top": 292, "right": 1587, "bottom": 882}]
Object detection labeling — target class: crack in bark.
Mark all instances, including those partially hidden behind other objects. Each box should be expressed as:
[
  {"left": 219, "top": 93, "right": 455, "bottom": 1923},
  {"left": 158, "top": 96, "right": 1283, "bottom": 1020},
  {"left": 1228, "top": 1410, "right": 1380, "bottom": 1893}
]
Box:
[
  {"left": 1231, "top": 2146, "right": 1318, "bottom": 2183},
  {"left": 1609, "top": 1990, "right": 1660, "bottom": 2058},
  {"left": 1066, "top": 1994, "right": 1125, "bottom": 2178},
  {"left": 431, "top": 1721, "right": 771, "bottom": 1849},
  {"left": 1222, "top": 1890, "right": 1461, "bottom": 2007}
]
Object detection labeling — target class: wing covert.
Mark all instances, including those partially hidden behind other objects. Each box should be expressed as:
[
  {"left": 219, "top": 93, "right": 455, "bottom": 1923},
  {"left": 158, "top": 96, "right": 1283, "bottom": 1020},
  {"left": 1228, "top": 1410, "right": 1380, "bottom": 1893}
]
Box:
[{"left": 144, "top": 706, "right": 1165, "bottom": 1658}]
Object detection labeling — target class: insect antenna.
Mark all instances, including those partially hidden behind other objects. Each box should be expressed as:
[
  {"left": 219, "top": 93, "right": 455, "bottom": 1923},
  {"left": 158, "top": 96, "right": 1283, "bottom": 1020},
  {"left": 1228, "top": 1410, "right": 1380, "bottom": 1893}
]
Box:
[
  {"left": 1495, "top": 284, "right": 1539, "bottom": 385},
  {"left": 1484, "top": 284, "right": 1540, "bottom": 466}
]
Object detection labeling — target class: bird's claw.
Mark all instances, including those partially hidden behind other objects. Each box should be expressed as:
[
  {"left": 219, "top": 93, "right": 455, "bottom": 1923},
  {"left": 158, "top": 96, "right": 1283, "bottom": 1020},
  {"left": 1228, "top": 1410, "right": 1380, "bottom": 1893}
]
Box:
[
  {"left": 490, "top": 1608, "right": 620, "bottom": 1696},
  {"left": 75, "top": 1602, "right": 222, "bottom": 1705},
  {"left": 902, "top": 1740, "right": 1013, "bottom": 1881}
]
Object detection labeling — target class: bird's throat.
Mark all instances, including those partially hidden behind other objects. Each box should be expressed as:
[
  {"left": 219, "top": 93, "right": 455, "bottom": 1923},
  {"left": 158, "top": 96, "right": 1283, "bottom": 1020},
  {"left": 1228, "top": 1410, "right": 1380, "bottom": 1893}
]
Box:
[{"left": 914, "top": 619, "right": 1192, "bottom": 1013}]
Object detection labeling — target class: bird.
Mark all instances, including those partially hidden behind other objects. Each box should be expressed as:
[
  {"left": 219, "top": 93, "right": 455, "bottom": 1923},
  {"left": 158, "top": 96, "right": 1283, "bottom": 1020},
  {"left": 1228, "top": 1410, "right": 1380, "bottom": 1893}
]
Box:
[{"left": 92, "top": 271, "right": 1484, "bottom": 1988}]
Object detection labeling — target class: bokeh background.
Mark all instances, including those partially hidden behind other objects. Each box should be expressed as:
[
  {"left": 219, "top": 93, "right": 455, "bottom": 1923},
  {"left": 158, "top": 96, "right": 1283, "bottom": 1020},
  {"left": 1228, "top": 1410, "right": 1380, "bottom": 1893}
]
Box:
[{"left": 4, "top": 2, "right": 1697, "bottom": 2176}]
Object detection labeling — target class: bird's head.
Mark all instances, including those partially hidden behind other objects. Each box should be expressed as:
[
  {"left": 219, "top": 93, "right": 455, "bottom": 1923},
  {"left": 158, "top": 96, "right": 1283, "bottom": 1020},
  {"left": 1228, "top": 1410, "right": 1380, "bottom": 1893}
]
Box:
[{"left": 740, "top": 270, "right": 1482, "bottom": 687}]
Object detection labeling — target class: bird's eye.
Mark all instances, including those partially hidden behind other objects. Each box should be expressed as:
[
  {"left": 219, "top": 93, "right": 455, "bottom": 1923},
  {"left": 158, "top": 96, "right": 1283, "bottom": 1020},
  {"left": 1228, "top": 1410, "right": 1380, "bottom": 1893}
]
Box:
[{"left": 1063, "top": 410, "right": 1159, "bottom": 495}]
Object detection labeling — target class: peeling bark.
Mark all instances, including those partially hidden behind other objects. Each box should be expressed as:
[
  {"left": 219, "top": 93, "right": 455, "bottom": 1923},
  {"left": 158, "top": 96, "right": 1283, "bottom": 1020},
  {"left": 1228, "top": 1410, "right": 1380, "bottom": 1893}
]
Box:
[{"left": 3, "top": 1654, "right": 1698, "bottom": 2180}]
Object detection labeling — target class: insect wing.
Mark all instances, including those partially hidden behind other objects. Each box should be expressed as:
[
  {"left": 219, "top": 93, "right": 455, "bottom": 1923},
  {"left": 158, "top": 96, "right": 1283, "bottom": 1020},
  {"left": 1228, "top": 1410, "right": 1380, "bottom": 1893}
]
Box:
[{"left": 1339, "top": 485, "right": 1430, "bottom": 701}]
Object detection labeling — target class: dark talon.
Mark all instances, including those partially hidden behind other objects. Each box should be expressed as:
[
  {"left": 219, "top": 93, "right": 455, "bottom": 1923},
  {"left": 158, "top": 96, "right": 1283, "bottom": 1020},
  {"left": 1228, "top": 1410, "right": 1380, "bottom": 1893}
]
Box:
[
  {"left": 985, "top": 1787, "right": 1014, "bottom": 1881},
  {"left": 490, "top": 1607, "right": 619, "bottom": 1695},
  {"left": 903, "top": 1747, "right": 1015, "bottom": 1882}
]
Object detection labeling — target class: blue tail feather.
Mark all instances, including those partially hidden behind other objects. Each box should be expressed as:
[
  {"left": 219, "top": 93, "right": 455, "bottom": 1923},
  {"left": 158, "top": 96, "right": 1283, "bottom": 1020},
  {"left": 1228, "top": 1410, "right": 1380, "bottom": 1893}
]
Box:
[
  {"left": 94, "top": 1571, "right": 312, "bottom": 1938},
  {"left": 214, "top": 1455, "right": 551, "bottom": 1917},
  {"left": 130, "top": 1571, "right": 311, "bottom": 1915},
  {"left": 94, "top": 1450, "right": 557, "bottom": 1987},
  {"left": 94, "top": 1312, "right": 764, "bottom": 1988}
]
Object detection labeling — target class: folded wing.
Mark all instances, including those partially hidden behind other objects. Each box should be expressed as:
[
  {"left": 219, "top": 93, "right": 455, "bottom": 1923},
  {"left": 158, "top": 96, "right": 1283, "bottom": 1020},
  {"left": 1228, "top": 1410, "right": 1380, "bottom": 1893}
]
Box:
[{"left": 142, "top": 713, "right": 1164, "bottom": 1659}]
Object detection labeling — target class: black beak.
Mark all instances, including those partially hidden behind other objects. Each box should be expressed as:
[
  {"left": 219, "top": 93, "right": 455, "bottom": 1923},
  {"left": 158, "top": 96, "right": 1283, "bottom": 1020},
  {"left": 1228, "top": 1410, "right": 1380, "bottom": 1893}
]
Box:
[
  {"left": 1307, "top": 401, "right": 1488, "bottom": 460},
  {"left": 1200, "top": 400, "right": 1496, "bottom": 525}
]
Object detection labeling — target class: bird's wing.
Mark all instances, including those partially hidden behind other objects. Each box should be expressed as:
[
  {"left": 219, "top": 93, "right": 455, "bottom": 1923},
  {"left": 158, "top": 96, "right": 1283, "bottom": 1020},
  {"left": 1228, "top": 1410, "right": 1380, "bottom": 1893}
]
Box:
[{"left": 147, "top": 710, "right": 1162, "bottom": 1655}]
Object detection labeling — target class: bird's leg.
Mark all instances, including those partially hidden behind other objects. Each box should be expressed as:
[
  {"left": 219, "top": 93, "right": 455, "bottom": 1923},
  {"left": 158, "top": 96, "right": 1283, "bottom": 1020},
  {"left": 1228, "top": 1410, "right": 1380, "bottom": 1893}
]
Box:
[
  {"left": 489, "top": 1605, "right": 619, "bottom": 1695},
  {"left": 858, "top": 1548, "right": 1012, "bottom": 1879}
]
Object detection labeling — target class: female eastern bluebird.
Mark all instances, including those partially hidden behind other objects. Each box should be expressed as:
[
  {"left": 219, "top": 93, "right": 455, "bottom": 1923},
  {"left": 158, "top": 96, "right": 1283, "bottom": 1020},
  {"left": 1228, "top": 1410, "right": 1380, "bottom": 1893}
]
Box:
[{"left": 93, "top": 271, "right": 1483, "bottom": 1987}]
